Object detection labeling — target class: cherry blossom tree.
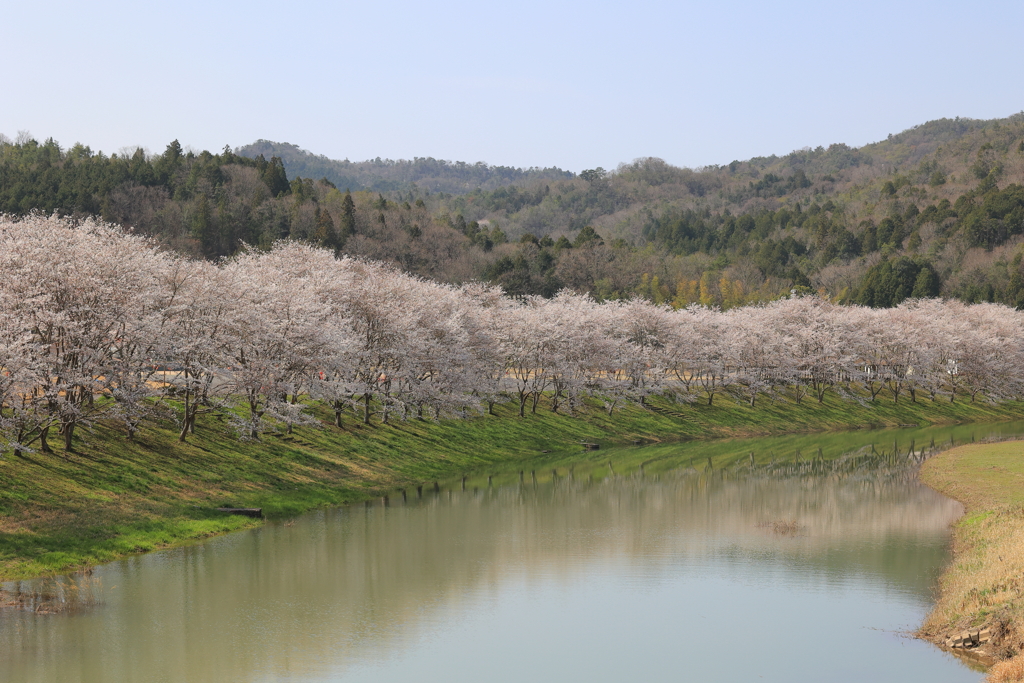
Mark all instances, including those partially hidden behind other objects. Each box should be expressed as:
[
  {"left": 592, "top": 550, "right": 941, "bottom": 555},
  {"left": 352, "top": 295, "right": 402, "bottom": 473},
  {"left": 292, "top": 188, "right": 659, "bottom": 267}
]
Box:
[
  {"left": 4, "top": 214, "right": 1024, "bottom": 453},
  {"left": 154, "top": 258, "right": 233, "bottom": 441},
  {"left": 771, "top": 297, "right": 855, "bottom": 404},
  {"left": 606, "top": 298, "right": 673, "bottom": 407},
  {"left": 495, "top": 296, "right": 561, "bottom": 417},
  {"left": 218, "top": 243, "right": 335, "bottom": 438},
  {"left": 724, "top": 304, "right": 785, "bottom": 407},
  {"left": 686, "top": 305, "right": 733, "bottom": 405},
  {"left": 0, "top": 214, "right": 168, "bottom": 451}
]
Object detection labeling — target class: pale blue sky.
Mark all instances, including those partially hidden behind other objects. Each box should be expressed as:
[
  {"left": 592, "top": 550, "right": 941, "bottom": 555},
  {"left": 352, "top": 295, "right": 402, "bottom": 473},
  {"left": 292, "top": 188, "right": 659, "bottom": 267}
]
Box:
[{"left": 4, "top": 0, "right": 1022, "bottom": 172}]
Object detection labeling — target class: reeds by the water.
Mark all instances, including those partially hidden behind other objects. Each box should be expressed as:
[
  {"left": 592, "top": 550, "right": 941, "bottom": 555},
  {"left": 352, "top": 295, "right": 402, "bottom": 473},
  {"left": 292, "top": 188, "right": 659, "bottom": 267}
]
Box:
[
  {"left": 0, "top": 573, "right": 100, "bottom": 614},
  {"left": 755, "top": 519, "right": 801, "bottom": 535}
]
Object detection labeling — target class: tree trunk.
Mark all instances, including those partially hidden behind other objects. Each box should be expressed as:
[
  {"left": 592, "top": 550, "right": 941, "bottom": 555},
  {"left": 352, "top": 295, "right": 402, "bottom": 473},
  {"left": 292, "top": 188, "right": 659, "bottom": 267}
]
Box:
[
  {"left": 63, "top": 421, "right": 74, "bottom": 452},
  {"left": 363, "top": 393, "right": 372, "bottom": 424},
  {"left": 249, "top": 394, "right": 261, "bottom": 439},
  {"left": 868, "top": 381, "right": 884, "bottom": 400},
  {"left": 179, "top": 392, "right": 193, "bottom": 442}
]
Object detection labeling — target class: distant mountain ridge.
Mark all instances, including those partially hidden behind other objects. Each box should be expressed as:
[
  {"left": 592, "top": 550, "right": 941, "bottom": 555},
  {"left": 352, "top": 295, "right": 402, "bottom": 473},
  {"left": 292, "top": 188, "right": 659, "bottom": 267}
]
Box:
[{"left": 234, "top": 140, "right": 574, "bottom": 194}]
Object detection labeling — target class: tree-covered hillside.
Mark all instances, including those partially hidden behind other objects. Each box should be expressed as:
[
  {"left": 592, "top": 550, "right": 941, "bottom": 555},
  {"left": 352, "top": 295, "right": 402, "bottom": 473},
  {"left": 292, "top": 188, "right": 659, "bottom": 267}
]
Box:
[{"left": 4, "top": 113, "right": 1024, "bottom": 308}]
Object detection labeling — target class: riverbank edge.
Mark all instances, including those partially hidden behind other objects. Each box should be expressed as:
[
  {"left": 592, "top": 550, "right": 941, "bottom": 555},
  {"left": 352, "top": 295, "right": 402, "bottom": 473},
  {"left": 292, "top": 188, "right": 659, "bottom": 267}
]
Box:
[
  {"left": 918, "top": 440, "right": 1024, "bottom": 681},
  {"left": 2, "top": 392, "right": 1023, "bottom": 583}
]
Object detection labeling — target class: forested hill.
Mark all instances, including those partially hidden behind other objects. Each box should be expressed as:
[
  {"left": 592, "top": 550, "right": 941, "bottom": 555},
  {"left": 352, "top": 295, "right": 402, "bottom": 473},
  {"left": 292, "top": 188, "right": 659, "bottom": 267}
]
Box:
[
  {"left": 3, "top": 113, "right": 1024, "bottom": 309},
  {"left": 234, "top": 140, "right": 574, "bottom": 194}
]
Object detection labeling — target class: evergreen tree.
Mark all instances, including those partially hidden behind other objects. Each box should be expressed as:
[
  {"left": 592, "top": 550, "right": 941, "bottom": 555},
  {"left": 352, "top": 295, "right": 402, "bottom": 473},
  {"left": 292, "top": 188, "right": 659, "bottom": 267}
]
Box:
[
  {"left": 339, "top": 190, "right": 356, "bottom": 245},
  {"left": 261, "top": 156, "right": 290, "bottom": 197},
  {"left": 312, "top": 206, "right": 341, "bottom": 254},
  {"left": 191, "top": 194, "right": 214, "bottom": 256},
  {"left": 911, "top": 265, "right": 941, "bottom": 298}
]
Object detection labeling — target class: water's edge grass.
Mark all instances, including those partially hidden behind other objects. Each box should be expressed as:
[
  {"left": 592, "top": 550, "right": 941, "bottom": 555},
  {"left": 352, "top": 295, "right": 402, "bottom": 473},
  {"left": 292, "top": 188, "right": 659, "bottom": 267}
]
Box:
[
  {"left": 2, "top": 390, "right": 1022, "bottom": 583},
  {"left": 919, "top": 440, "right": 1024, "bottom": 681}
]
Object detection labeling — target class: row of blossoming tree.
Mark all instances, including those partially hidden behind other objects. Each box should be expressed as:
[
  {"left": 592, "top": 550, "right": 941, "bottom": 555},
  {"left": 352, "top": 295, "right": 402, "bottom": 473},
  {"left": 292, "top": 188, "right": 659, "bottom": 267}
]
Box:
[{"left": 1, "top": 214, "right": 1023, "bottom": 455}]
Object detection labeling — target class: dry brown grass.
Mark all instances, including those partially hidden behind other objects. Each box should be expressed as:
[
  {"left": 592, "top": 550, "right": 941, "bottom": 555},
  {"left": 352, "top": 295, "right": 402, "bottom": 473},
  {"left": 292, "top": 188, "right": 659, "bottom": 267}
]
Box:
[
  {"left": 990, "top": 654, "right": 1024, "bottom": 683},
  {"left": 921, "top": 507, "right": 1024, "bottom": 657},
  {"left": 919, "top": 441, "right": 1024, "bottom": 679}
]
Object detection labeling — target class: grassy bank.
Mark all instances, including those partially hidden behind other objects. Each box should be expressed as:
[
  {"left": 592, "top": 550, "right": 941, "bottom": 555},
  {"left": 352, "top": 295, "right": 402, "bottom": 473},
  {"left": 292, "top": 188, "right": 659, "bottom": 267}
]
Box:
[
  {"left": 2, "top": 389, "right": 1023, "bottom": 582},
  {"left": 919, "top": 440, "right": 1024, "bottom": 682}
]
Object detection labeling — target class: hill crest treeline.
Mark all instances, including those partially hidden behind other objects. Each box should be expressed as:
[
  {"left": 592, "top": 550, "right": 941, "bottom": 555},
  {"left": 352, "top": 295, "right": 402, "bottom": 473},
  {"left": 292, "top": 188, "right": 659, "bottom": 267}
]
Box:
[{"left": 3, "top": 113, "right": 1024, "bottom": 307}]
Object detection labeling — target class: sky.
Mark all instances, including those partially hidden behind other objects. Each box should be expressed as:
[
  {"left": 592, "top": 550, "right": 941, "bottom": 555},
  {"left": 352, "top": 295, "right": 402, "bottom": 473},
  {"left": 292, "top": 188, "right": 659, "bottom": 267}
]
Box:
[{"left": 4, "top": 0, "right": 1023, "bottom": 173}]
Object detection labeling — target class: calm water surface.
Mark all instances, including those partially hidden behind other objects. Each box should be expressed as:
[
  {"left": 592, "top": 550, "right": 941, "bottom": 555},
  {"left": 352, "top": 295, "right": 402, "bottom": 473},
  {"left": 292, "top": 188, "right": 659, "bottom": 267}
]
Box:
[{"left": 4, "top": 422, "right": 1024, "bottom": 683}]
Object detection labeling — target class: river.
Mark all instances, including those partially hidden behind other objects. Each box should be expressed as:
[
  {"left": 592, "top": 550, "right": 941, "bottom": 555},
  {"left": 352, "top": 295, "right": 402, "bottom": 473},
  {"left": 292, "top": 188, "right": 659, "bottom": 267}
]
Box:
[{"left": 4, "top": 421, "right": 1023, "bottom": 682}]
